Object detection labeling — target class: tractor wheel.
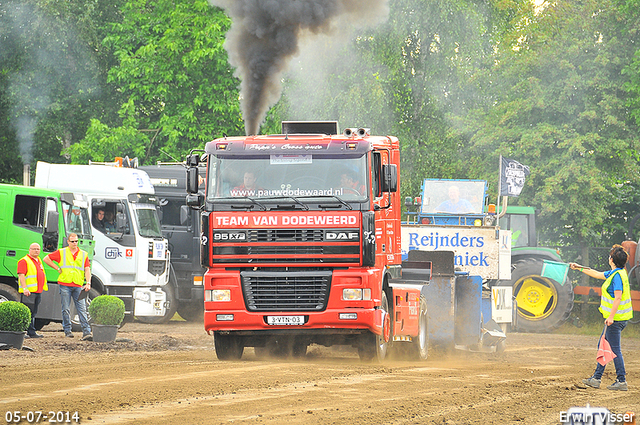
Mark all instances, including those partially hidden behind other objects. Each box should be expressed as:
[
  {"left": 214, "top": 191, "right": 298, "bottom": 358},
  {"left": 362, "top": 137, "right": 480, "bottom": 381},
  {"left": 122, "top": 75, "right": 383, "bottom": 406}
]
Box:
[
  {"left": 357, "top": 291, "right": 390, "bottom": 362},
  {"left": 511, "top": 258, "right": 573, "bottom": 332}
]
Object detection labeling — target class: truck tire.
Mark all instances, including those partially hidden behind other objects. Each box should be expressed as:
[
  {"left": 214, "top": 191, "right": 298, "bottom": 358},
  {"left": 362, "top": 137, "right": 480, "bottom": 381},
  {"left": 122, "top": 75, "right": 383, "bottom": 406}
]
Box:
[
  {"left": 0, "top": 283, "right": 20, "bottom": 303},
  {"left": 511, "top": 258, "right": 573, "bottom": 332},
  {"left": 71, "top": 288, "right": 101, "bottom": 332},
  {"left": 136, "top": 284, "right": 178, "bottom": 324},
  {"left": 357, "top": 291, "right": 390, "bottom": 362},
  {"left": 214, "top": 332, "right": 244, "bottom": 360},
  {"left": 34, "top": 319, "right": 50, "bottom": 331},
  {"left": 177, "top": 303, "right": 204, "bottom": 322},
  {"left": 409, "top": 296, "right": 429, "bottom": 360}
]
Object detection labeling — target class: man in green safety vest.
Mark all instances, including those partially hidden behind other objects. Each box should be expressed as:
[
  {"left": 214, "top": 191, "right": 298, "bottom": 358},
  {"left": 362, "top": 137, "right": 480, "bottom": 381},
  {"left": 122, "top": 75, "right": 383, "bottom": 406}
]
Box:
[{"left": 570, "top": 244, "right": 633, "bottom": 391}]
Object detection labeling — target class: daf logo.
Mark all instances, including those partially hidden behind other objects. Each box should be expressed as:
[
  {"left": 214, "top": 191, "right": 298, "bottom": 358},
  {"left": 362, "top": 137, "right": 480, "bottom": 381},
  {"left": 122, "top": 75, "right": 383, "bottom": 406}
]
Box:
[{"left": 325, "top": 232, "right": 359, "bottom": 241}]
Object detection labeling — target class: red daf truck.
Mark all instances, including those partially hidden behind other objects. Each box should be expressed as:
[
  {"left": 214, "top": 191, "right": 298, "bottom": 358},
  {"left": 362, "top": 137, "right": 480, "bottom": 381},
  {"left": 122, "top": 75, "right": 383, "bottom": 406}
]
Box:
[{"left": 186, "top": 122, "right": 499, "bottom": 361}]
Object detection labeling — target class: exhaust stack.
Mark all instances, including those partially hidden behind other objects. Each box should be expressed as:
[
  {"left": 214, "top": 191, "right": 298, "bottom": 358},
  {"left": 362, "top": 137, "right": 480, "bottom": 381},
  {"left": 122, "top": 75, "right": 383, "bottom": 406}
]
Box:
[{"left": 23, "top": 164, "right": 30, "bottom": 186}]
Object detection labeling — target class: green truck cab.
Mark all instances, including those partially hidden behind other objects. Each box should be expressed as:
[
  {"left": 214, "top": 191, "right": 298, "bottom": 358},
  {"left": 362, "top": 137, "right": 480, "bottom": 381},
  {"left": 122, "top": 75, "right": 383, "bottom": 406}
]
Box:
[{"left": 0, "top": 183, "right": 94, "bottom": 329}]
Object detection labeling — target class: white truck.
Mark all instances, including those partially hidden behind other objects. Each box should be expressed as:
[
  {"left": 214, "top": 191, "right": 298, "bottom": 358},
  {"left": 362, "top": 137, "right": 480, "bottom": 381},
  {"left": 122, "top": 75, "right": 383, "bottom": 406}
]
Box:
[{"left": 35, "top": 162, "right": 171, "bottom": 323}]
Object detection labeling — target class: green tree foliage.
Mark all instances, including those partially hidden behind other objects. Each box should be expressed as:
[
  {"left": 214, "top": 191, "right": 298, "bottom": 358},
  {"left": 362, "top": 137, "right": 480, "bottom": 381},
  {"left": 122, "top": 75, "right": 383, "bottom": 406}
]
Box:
[
  {"left": 461, "top": 0, "right": 640, "bottom": 247},
  {"left": 70, "top": 0, "right": 243, "bottom": 165},
  {"left": 0, "top": 0, "right": 124, "bottom": 176}
]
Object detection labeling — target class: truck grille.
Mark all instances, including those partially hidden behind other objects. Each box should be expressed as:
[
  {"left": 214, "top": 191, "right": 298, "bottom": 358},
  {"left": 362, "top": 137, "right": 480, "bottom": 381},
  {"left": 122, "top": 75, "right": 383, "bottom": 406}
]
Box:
[
  {"left": 241, "top": 270, "right": 331, "bottom": 312},
  {"left": 248, "top": 229, "right": 324, "bottom": 242},
  {"left": 211, "top": 228, "right": 361, "bottom": 265},
  {"left": 148, "top": 259, "right": 167, "bottom": 276}
]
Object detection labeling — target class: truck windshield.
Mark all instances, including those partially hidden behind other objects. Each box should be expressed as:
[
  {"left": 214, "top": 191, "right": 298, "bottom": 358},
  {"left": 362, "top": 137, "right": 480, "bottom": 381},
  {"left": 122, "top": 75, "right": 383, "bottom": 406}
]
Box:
[
  {"left": 133, "top": 204, "right": 163, "bottom": 238},
  {"left": 206, "top": 154, "right": 368, "bottom": 203},
  {"left": 420, "top": 180, "right": 486, "bottom": 215},
  {"left": 62, "top": 202, "right": 92, "bottom": 238}
]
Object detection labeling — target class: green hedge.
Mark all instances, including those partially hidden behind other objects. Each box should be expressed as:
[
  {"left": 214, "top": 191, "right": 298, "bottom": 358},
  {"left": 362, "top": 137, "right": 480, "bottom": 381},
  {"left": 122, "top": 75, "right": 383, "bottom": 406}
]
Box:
[
  {"left": 0, "top": 301, "right": 31, "bottom": 332},
  {"left": 88, "top": 295, "right": 125, "bottom": 326}
]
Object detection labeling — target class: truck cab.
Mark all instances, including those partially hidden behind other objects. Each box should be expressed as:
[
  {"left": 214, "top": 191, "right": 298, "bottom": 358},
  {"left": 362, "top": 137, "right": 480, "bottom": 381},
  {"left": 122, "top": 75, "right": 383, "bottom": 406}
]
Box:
[
  {"left": 34, "top": 162, "right": 170, "bottom": 322},
  {"left": 0, "top": 183, "right": 94, "bottom": 327},
  {"left": 140, "top": 163, "right": 207, "bottom": 321},
  {"left": 186, "top": 122, "right": 403, "bottom": 360}
]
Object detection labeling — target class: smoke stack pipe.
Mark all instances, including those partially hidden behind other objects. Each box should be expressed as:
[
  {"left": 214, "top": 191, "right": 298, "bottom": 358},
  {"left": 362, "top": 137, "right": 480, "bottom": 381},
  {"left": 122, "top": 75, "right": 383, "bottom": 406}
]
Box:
[{"left": 23, "top": 164, "right": 30, "bottom": 186}]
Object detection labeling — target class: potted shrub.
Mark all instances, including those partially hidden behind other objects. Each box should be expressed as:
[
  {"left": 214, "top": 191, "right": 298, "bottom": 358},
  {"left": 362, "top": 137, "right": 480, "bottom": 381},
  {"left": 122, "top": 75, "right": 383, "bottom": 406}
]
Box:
[
  {"left": 0, "top": 301, "right": 31, "bottom": 349},
  {"left": 88, "top": 295, "right": 125, "bottom": 342}
]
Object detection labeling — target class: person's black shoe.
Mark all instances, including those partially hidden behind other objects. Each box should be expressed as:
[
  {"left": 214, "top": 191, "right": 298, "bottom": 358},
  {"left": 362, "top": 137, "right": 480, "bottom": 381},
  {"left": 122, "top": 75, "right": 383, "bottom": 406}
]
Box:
[
  {"left": 26, "top": 334, "right": 44, "bottom": 339},
  {"left": 81, "top": 333, "right": 93, "bottom": 341}
]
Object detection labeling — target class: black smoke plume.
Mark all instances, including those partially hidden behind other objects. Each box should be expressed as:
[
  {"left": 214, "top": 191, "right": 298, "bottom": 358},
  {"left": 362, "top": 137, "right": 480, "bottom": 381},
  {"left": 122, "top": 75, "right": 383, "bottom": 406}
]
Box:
[{"left": 210, "top": 0, "right": 389, "bottom": 136}]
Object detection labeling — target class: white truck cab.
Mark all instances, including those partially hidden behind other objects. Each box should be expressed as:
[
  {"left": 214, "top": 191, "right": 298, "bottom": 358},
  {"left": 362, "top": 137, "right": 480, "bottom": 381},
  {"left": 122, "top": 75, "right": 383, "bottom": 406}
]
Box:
[{"left": 34, "top": 162, "right": 170, "bottom": 321}]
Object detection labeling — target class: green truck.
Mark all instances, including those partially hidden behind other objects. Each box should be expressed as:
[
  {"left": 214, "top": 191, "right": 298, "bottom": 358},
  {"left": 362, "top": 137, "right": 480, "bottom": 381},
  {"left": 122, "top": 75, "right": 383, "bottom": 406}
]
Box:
[{"left": 0, "top": 183, "right": 95, "bottom": 329}]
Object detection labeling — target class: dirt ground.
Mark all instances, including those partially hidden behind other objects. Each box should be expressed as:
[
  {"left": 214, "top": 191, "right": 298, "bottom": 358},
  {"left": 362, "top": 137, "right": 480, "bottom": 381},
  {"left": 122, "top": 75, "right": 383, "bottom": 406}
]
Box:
[{"left": 1, "top": 321, "right": 638, "bottom": 425}]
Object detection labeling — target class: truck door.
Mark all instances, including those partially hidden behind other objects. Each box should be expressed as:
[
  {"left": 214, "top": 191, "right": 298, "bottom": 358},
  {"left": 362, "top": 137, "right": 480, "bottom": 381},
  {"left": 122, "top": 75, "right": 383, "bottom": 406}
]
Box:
[
  {"left": 158, "top": 196, "right": 196, "bottom": 271},
  {"left": 3, "top": 194, "right": 51, "bottom": 277},
  {"left": 90, "top": 200, "right": 137, "bottom": 281}
]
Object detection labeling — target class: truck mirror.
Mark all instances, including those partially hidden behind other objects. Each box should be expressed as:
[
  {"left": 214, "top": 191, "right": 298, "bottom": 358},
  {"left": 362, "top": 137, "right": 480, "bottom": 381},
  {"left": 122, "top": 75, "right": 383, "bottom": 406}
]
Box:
[
  {"left": 186, "top": 193, "right": 203, "bottom": 209},
  {"left": 381, "top": 164, "right": 398, "bottom": 193},
  {"left": 116, "top": 212, "right": 127, "bottom": 231},
  {"left": 186, "top": 154, "right": 199, "bottom": 167},
  {"left": 45, "top": 210, "right": 59, "bottom": 234},
  {"left": 186, "top": 168, "right": 199, "bottom": 194},
  {"left": 156, "top": 206, "right": 163, "bottom": 222},
  {"left": 180, "top": 205, "right": 191, "bottom": 225}
]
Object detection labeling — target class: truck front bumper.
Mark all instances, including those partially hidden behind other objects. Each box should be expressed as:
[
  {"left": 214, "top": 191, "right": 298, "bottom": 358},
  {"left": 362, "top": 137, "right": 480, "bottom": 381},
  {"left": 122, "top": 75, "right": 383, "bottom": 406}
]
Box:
[{"left": 204, "top": 307, "right": 383, "bottom": 336}]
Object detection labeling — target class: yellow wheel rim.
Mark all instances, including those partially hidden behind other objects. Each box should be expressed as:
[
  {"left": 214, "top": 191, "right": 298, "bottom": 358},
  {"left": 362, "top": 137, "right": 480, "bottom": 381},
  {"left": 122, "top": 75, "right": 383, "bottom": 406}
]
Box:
[{"left": 514, "top": 275, "right": 559, "bottom": 321}]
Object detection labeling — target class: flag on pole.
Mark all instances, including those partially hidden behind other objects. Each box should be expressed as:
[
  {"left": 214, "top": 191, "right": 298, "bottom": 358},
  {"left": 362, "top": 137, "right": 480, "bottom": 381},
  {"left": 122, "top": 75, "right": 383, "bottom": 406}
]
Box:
[{"left": 500, "top": 157, "right": 530, "bottom": 197}]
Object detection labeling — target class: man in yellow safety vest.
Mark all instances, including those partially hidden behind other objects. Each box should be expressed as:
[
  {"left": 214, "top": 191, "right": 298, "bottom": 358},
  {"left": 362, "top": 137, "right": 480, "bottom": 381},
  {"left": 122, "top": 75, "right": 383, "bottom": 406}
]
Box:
[
  {"left": 570, "top": 244, "right": 633, "bottom": 391},
  {"left": 17, "top": 242, "right": 47, "bottom": 338},
  {"left": 44, "top": 233, "right": 92, "bottom": 340}
]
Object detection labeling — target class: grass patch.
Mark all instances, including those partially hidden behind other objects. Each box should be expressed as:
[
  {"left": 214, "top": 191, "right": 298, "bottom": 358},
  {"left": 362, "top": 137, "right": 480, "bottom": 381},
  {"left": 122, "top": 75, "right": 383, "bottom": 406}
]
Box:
[{"left": 554, "top": 317, "right": 640, "bottom": 339}]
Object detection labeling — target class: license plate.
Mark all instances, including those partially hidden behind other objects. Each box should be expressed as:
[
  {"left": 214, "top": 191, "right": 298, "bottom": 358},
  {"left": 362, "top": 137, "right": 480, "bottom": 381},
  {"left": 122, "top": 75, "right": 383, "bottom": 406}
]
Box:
[{"left": 266, "top": 316, "right": 304, "bottom": 326}]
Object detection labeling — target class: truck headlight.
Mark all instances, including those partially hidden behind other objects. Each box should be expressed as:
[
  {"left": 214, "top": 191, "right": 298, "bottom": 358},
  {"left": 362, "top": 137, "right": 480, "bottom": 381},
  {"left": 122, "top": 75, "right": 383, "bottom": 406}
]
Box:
[
  {"left": 342, "top": 288, "right": 371, "bottom": 301},
  {"left": 205, "top": 289, "right": 231, "bottom": 302}
]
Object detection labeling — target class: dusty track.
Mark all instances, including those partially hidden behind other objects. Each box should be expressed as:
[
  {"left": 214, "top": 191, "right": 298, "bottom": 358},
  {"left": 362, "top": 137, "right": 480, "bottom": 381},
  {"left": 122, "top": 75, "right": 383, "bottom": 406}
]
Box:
[{"left": 1, "top": 321, "right": 638, "bottom": 424}]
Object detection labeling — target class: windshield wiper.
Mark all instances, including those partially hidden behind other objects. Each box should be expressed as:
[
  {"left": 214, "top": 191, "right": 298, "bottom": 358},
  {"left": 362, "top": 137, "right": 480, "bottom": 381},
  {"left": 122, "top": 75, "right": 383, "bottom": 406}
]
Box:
[
  {"left": 297, "top": 195, "right": 353, "bottom": 210},
  {"left": 259, "top": 196, "right": 309, "bottom": 210},
  {"left": 222, "top": 196, "right": 267, "bottom": 211}
]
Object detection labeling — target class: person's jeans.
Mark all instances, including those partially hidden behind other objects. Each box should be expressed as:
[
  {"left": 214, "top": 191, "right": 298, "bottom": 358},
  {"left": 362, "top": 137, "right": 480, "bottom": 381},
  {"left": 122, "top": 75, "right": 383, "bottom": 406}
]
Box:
[
  {"left": 21, "top": 292, "right": 41, "bottom": 336},
  {"left": 59, "top": 285, "right": 91, "bottom": 335},
  {"left": 592, "top": 320, "right": 627, "bottom": 382}
]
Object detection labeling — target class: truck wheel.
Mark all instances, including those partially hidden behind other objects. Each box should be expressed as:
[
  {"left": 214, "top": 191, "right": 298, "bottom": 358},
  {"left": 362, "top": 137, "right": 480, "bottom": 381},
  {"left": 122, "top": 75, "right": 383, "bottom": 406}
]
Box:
[
  {"left": 177, "top": 303, "right": 204, "bottom": 322},
  {"left": 34, "top": 319, "right": 50, "bottom": 331},
  {"left": 358, "top": 292, "right": 390, "bottom": 362},
  {"left": 71, "top": 288, "right": 101, "bottom": 332},
  {"left": 409, "top": 296, "right": 429, "bottom": 360},
  {"left": 214, "top": 332, "right": 244, "bottom": 360},
  {"left": 511, "top": 258, "right": 573, "bottom": 332},
  {"left": 291, "top": 339, "right": 308, "bottom": 358},
  {"left": 0, "top": 284, "right": 20, "bottom": 302},
  {"left": 136, "top": 284, "right": 178, "bottom": 324}
]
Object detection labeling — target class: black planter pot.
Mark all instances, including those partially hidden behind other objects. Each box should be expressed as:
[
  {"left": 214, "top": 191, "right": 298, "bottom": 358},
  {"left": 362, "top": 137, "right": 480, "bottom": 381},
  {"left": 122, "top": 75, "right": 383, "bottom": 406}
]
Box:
[
  {"left": 0, "top": 330, "right": 27, "bottom": 349},
  {"left": 92, "top": 324, "right": 118, "bottom": 342}
]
